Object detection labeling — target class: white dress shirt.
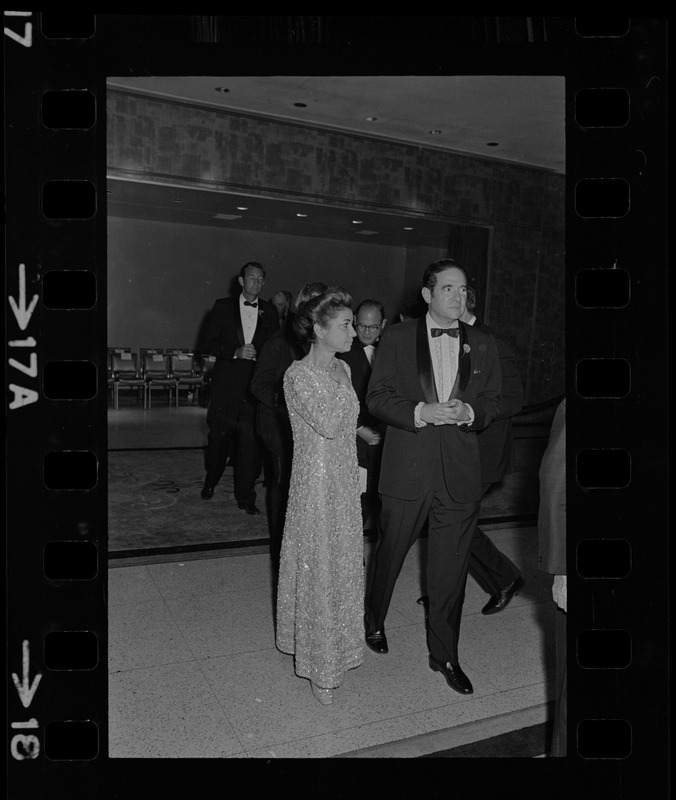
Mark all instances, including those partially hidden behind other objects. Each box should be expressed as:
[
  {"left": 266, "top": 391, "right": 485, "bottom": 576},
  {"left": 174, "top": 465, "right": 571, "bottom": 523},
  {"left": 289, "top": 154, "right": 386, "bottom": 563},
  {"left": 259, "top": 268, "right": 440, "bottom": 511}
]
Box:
[
  {"left": 414, "top": 312, "right": 474, "bottom": 428},
  {"left": 239, "top": 294, "right": 259, "bottom": 344}
]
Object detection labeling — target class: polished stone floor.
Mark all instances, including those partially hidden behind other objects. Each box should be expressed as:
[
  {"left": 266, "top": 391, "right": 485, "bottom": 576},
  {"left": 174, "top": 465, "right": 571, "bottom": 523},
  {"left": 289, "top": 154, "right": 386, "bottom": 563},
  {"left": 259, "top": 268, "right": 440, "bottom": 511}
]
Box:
[{"left": 107, "top": 401, "right": 558, "bottom": 758}]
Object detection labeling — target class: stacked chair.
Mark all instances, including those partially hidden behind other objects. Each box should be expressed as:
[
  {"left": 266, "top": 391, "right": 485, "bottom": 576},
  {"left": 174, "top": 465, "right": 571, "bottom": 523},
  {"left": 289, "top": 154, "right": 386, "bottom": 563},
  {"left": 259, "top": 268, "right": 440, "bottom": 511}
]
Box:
[
  {"left": 167, "top": 349, "right": 204, "bottom": 407},
  {"left": 108, "top": 346, "right": 215, "bottom": 410},
  {"left": 109, "top": 348, "right": 146, "bottom": 409},
  {"left": 141, "top": 348, "right": 175, "bottom": 408}
]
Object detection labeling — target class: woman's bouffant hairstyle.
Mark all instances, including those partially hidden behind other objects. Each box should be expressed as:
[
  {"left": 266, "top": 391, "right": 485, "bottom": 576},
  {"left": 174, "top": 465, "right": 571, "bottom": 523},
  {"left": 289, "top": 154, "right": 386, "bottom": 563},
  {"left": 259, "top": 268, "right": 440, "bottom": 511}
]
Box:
[{"left": 293, "top": 284, "right": 353, "bottom": 345}]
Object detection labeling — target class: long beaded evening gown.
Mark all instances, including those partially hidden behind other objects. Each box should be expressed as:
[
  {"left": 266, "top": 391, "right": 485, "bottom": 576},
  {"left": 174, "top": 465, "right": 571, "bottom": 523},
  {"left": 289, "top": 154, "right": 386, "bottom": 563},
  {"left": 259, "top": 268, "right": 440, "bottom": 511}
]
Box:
[{"left": 275, "top": 360, "right": 365, "bottom": 690}]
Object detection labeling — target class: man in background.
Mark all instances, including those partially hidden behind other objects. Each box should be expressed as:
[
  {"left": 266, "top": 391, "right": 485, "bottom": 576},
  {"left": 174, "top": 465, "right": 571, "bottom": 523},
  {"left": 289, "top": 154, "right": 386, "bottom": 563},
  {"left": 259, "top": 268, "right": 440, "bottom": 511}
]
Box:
[
  {"left": 271, "top": 290, "right": 295, "bottom": 333},
  {"left": 338, "top": 299, "right": 387, "bottom": 532},
  {"left": 200, "top": 261, "right": 279, "bottom": 513},
  {"left": 250, "top": 304, "right": 304, "bottom": 568},
  {"left": 460, "top": 286, "right": 525, "bottom": 614}
]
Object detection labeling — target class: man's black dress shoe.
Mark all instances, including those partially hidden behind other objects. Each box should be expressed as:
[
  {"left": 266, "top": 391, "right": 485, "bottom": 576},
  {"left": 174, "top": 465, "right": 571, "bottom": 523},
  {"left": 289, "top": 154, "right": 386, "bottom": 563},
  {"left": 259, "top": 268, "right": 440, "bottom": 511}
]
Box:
[
  {"left": 481, "top": 576, "right": 525, "bottom": 615},
  {"left": 428, "top": 655, "right": 474, "bottom": 695},
  {"left": 200, "top": 486, "right": 214, "bottom": 499},
  {"left": 365, "top": 629, "right": 388, "bottom": 654},
  {"left": 364, "top": 614, "right": 388, "bottom": 654},
  {"left": 237, "top": 502, "right": 260, "bottom": 515}
]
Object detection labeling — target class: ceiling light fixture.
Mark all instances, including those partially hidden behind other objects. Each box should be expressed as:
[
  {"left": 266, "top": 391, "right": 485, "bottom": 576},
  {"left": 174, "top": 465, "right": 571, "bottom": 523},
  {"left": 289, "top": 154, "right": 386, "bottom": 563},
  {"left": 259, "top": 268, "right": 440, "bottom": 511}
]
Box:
[
  {"left": 486, "top": 142, "right": 499, "bottom": 147},
  {"left": 364, "top": 116, "right": 378, "bottom": 122},
  {"left": 236, "top": 206, "right": 248, "bottom": 211},
  {"left": 403, "top": 226, "right": 413, "bottom": 231},
  {"left": 296, "top": 213, "right": 307, "bottom": 218},
  {"left": 352, "top": 220, "right": 363, "bottom": 224},
  {"left": 429, "top": 130, "right": 442, "bottom": 135},
  {"left": 214, "top": 87, "right": 229, "bottom": 93},
  {"left": 293, "top": 102, "right": 307, "bottom": 107}
]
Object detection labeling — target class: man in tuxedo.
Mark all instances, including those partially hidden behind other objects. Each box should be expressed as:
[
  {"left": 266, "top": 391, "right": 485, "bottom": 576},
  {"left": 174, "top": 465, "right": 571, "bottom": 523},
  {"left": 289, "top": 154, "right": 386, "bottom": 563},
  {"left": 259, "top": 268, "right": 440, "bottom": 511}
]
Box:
[
  {"left": 417, "top": 286, "right": 525, "bottom": 615},
  {"left": 337, "top": 298, "right": 387, "bottom": 531},
  {"left": 364, "top": 258, "right": 502, "bottom": 695},
  {"left": 200, "top": 261, "right": 279, "bottom": 513},
  {"left": 250, "top": 320, "right": 304, "bottom": 568},
  {"left": 271, "top": 290, "right": 295, "bottom": 333}
]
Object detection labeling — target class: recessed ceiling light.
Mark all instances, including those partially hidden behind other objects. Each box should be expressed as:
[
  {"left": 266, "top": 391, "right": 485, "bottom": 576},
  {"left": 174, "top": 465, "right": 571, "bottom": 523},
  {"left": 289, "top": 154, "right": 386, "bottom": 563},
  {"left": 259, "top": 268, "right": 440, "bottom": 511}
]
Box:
[
  {"left": 352, "top": 220, "right": 363, "bottom": 224},
  {"left": 364, "top": 116, "right": 378, "bottom": 122},
  {"left": 293, "top": 102, "right": 307, "bottom": 108},
  {"left": 429, "top": 130, "right": 442, "bottom": 135},
  {"left": 214, "top": 87, "right": 230, "bottom": 93},
  {"left": 236, "top": 206, "right": 248, "bottom": 211},
  {"left": 403, "top": 226, "right": 413, "bottom": 231},
  {"left": 486, "top": 142, "right": 499, "bottom": 147},
  {"left": 296, "top": 213, "right": 307, "bottom": 218}
]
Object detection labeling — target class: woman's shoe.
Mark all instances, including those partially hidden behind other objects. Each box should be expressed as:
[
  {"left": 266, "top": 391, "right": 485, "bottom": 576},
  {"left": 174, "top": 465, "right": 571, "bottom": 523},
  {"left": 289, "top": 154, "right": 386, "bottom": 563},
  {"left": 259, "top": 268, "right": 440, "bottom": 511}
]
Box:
[{"left": 310, "top": 682, "right": 333, "bottom": 705}]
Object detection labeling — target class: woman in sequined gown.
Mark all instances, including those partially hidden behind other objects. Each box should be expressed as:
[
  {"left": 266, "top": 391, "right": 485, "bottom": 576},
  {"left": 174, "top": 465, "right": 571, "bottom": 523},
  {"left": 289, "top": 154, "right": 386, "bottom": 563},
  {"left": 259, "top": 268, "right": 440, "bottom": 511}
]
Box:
[{"left": 275, "top": 286, "right": 365, "bottom": 704}]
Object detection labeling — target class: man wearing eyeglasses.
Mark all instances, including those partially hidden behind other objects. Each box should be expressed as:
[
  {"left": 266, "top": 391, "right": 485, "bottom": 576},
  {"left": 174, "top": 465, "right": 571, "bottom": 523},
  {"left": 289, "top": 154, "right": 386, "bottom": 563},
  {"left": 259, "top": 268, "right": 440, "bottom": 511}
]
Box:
[{"left": 338, "top": 299, "right": 387, "bottom": 532}]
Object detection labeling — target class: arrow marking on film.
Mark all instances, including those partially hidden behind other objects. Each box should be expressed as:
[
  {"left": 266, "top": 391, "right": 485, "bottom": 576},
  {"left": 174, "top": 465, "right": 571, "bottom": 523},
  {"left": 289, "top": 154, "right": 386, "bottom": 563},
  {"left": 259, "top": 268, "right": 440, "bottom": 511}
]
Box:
[
  {"left": 11, "top": 640, "right": 42, "bottom": 709},
  {"left": 8, "top": 263, "right": 38, "bottom": 331}
]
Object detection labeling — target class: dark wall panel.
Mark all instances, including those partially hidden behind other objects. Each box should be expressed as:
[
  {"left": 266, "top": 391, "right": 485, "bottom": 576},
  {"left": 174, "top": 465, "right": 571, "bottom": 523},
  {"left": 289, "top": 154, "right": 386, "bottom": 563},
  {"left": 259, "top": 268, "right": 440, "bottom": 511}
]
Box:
[{"left": 107, "top": 216, "right": 420, "bottom": 357}]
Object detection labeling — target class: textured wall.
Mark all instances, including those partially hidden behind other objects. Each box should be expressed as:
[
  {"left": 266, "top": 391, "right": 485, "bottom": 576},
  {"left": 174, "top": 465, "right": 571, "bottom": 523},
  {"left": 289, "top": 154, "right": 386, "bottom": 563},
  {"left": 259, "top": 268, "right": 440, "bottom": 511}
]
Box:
[
  {"left": 107, "top": 90, "right": 565, "bottom": 403},
  {"left": 106, "top": 216, "right": 411, "bottom": 359}
]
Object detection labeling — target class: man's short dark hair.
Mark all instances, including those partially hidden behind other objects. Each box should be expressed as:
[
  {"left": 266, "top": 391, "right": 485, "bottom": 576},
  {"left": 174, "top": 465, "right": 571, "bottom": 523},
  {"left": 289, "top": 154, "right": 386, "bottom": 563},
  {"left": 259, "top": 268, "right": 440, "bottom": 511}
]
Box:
[
  {"left": 355, "top": 298, "right": 385, "bottom": 320},
  {"left": 240, "top": 261, "right": 265, "bottom": 279},
  {"left": 422, "top": 258, "right": 468, "bottom": 290}
]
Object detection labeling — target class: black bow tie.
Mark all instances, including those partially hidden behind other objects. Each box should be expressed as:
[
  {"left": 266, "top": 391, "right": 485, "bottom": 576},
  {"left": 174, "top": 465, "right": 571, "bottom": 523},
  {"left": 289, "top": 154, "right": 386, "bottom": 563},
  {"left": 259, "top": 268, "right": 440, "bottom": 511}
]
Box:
[
  {"left": 360, "top": 339, "right": 378, "bottom": 348},
  {"left": 431, "top": 327, "right": 459, "bottom": 338},
  {"left": 244, "top": 300, "right": 258, "bottom": 308}
]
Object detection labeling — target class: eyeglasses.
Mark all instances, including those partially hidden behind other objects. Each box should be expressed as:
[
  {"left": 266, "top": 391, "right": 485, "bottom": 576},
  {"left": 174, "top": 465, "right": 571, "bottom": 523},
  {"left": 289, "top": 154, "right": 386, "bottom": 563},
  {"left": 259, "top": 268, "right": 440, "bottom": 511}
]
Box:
[{"left": 356, "top": 323, "right": 382, "bottom": 333}]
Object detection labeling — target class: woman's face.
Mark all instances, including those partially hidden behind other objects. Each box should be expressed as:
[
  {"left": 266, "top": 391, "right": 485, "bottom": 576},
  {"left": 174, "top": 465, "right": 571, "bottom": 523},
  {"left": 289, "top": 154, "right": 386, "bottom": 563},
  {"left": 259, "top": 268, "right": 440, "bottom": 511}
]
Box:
[{"left": 316, "top": 307, "right": 356, "bottom": 353}]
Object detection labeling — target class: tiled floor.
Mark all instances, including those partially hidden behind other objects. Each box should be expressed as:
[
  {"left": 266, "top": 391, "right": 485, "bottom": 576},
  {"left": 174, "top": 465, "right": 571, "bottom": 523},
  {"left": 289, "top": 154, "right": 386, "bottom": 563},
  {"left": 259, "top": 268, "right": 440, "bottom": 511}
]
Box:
[{"left": 108, "top": 525, "right": 556, "bottom": 758}]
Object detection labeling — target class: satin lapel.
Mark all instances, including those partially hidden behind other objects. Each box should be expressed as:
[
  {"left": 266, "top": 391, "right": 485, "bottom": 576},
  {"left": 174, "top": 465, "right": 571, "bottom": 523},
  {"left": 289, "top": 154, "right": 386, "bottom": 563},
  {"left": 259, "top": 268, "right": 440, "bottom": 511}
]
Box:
[
  {"left": 232, "top": 298, "right": 245, "bottom": 348},
  {"left": 457, "top": 321, "right": 471, "bottom": 393},
  {"left": 416, "top": 316, "right": 438, "bottom": 403},
  {"left": 447, "top": 322, "right": 471, "bottom": 399},
  {"left": 252, "top": 305, "right": 265, "bottom": 348}
]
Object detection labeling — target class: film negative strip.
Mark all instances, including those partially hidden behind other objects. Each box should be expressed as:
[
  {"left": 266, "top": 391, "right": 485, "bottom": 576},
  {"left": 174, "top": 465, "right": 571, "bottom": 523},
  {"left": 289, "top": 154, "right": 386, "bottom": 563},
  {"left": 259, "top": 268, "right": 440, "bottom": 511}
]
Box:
[{"left": 5, "top": 14, "right": 667, "bottom": 796}]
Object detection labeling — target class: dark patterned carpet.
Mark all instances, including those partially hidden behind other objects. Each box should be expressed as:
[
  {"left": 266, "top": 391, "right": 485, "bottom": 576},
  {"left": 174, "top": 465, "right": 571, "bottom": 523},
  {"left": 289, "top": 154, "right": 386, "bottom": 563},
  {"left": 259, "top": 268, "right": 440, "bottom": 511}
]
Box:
[
  {"left": 108, "top": 447, "right": 541, "bottom": 556},
  {"left": 108, "top": 449, "right": 270, "bottom": 554}
]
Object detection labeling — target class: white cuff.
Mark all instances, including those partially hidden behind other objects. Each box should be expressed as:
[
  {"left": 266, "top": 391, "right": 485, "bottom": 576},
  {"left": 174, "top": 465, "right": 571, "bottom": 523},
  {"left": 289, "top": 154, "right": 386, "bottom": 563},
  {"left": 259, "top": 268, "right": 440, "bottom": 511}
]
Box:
[{"left": 414, "top": 402, "right": 427, "bottom": 428}]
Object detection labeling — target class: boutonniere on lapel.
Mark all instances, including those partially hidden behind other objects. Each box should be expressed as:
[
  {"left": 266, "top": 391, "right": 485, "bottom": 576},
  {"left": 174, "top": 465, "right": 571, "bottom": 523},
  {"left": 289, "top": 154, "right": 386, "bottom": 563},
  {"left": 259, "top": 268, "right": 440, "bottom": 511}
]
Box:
[
  {"left": 461, "top": 343, "right": 471, "bottom": 357},
  {"left": 257, "top": 308, "right": 264, "bottom": 318}
]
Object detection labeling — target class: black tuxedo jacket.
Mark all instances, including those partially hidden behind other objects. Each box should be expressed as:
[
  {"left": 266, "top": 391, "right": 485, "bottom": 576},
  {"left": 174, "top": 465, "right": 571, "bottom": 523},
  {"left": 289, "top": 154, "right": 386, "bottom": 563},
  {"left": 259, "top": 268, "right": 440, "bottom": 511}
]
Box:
[
  {"left": 366, "top": 317, "right": 501, "bottom": 503},
  {"left": 473, "top": 320, "right": 524, "bottom": 484},
  {"left": 250, "top": 328, "right": 304, "bottom": 446},
  {"left": 201, "top": 295, "right": 279, "bottom": 409},
  {"left": 338, "top": 340, "right": 385, "bottom": 468}
]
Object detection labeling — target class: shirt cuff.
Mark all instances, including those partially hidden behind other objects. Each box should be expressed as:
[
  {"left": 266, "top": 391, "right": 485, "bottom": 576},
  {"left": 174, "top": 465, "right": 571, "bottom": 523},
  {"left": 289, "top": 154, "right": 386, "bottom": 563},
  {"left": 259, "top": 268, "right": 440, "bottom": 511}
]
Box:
[
  {"left": 459, "top": 403, "right": 475, "bottom": 428},
  {"left": 414, "top": 402, "right": 427, "bottom": 428}
]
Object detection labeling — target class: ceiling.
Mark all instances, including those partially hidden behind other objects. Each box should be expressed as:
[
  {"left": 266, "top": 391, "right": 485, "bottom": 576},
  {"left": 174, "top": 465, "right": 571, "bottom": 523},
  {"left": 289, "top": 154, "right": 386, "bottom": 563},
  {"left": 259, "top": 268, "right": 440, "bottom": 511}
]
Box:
[{"left": 106, "top": 75, "right": 565, "bottom": 244}]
